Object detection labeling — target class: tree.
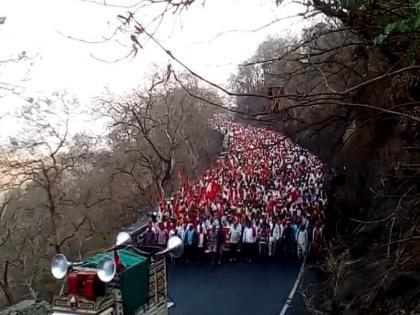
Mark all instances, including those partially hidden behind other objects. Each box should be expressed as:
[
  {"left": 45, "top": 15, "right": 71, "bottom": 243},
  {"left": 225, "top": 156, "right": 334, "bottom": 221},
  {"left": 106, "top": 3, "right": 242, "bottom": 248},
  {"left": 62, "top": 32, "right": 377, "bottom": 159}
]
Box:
[
  {"left": 102, "top": 69, "right": 222, "bottom": 202},
  {"left": 0, "top": 94, "right": 103, "bottom": 304}
]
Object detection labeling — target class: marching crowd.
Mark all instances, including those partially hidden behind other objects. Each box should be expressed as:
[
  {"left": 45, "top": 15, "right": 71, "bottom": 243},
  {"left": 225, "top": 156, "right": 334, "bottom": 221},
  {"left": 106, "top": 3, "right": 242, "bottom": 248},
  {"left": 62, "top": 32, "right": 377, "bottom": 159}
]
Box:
[{"left": 142, "top": 119, "right": 327, "bottom": 265}]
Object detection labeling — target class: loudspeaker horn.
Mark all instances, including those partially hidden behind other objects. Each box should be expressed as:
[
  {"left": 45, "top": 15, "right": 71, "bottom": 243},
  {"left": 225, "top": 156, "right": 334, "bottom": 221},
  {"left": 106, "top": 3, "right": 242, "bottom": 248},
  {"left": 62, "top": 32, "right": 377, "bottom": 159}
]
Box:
[
  {"left": 159, "top": 235, "right": 184, "bottom": 258},
  {"left": 115, "top": 224, "right": 148, "bottom": 246},
  {"left": 51, "top": 254, "right": 71, "bottom": 280},
  {"left": 97, "top": 256, "right": 116, "bottom": 283},
  {"left": 116, "top": 231, "right": 131, "bottom": 246}
]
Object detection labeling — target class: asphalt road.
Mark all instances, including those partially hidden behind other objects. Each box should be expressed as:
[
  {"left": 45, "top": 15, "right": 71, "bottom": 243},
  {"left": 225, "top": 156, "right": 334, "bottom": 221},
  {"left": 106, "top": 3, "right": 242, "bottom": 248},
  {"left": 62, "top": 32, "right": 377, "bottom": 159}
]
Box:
[{"left": 167, "top": 256, "right": 309, "bottom": 315}]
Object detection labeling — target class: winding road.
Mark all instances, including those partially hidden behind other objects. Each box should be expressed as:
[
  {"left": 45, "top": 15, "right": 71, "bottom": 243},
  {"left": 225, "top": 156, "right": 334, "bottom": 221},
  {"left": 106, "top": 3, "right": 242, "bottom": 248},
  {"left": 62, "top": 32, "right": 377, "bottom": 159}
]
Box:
[
  {"left": 163, "top": 120, "right": 323, "bottom": 315},
  {"left": 168, "top": 257, "right": 309, "bottom": 315}
]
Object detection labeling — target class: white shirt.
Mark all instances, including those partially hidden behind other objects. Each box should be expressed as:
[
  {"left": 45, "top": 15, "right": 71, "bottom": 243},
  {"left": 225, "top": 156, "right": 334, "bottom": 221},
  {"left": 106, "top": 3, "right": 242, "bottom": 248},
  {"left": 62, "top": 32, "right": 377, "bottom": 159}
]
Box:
[
  {"left": 242, "top": 227, "right": 256, "bottom": 243},
  {"left": 229, "top": 225, "right": 242, "bottom": 244},
  {"left": 271, "top": 223, "right": 281, "bottom": 241},
  {"left": 198, "top": 233, "right": 205, "bottom": 248},
  {"left": 279, "top": 224, "right": 285, "bottom": 239},
  {"left": 297, "top": 229, "right": 308, "bottom": 246}
]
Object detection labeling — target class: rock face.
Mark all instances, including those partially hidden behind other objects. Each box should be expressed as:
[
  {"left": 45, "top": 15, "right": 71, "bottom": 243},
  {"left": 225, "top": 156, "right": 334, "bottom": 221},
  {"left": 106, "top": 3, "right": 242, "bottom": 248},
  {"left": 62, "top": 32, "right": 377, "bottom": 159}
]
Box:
[{"left": 0, "top": 301, "right": 51, "bottom": 315}]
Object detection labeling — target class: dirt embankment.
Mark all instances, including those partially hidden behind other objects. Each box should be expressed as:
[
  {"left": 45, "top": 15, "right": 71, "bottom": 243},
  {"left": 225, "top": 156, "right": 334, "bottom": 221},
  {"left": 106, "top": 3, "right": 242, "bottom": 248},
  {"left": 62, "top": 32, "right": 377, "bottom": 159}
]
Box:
[{"left": 299, "top": 106, "right": 420, "bottom": 314}]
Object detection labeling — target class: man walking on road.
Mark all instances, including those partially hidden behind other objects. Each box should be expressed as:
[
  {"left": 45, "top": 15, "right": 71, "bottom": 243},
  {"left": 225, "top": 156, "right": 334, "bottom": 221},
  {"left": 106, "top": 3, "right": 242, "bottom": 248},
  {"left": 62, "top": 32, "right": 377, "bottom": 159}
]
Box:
[
  {"left": 311, "top": 221, "right": 323, "bottom": 261},
  {"left": 282, "top": 221, "right": 295, "bottom": 259},
  {"left": 296, "top": 224, "right": 308, "bottom": 260},
  {"left": 258, "top": 218, "right": 270, "bottom": 257},
  {"left": 184, "top": 223, "right": 198, "bottom": 263},
  {"left": 229, "top": 219, "right": 242, "bottom": 261},
  {"left": 156, "top": 222, "right": 168, "bottom": 248},
  {"left": 269, "top": 218, "right": 281, "bottom": 257},
  {"left": 143, "top": 222, "right": 157, "bottom": 247},
  {"left": 206, "top": 225, "right": 218, "bottom": 265},
  {"left": 242, "top": 220, "right": 256, "bottom": 263}
]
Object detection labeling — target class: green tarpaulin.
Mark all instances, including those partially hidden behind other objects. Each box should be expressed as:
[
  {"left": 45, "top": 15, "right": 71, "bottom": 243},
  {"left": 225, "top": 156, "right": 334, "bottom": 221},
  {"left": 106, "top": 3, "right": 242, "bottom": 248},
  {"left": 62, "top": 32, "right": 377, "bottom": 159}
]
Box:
[{"left": 80, "top": 249, "right": 149, "bottom": 315}]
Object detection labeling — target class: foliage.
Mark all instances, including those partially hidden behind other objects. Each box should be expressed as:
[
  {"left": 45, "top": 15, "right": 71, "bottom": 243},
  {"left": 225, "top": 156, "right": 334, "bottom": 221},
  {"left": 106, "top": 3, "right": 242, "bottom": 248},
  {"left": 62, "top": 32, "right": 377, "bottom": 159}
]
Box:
[
  {"left": 374, "top": 1, "right": 420, "bottom": 46},
  {"left": 340, "top": 0, "right": 366, "bottom": 9},
  {"left": 231, "top": 29, "right": 358, "bottom": 158},
  {"left": 0, "top": 71, "right": 222, "bottom": 306}
]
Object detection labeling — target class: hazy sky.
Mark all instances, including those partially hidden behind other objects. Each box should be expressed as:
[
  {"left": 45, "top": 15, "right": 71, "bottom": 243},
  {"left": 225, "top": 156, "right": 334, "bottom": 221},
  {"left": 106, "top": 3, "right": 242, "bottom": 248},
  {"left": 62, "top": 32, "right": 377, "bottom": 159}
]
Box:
[{"left": 0, "top": 0, "right": 308, "bottom": 138}]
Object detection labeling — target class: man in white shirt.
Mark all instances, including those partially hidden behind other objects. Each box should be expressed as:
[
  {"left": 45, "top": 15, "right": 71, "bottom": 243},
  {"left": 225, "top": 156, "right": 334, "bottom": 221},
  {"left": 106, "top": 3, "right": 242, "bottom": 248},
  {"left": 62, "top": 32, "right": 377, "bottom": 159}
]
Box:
[
  {"left": 269, "top": 218, "right": 281, "bottom": 257},
  {"left": 242, "top": 221, "right": 256, "bottom": 263},
  {"left": 229, "top": 220, "right": 242, "bottom": 262},
  {"left": 296, "top": 225, "right": 308, "bottom": 260}
]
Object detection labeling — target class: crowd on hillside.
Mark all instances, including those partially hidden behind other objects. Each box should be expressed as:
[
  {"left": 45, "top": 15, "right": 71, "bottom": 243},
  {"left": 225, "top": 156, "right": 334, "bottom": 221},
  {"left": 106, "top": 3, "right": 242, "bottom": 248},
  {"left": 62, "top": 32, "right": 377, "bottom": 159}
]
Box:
[{"left": 142, "top": 119, "right": 327, "bottom": 264}]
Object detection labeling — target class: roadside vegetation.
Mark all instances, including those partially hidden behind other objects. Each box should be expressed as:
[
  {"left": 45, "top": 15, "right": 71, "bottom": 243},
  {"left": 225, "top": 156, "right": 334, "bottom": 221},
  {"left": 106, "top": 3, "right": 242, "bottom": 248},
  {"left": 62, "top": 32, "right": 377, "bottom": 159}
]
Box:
[{"left": 1, "top": 0, "right": 419, "bottom": 313}]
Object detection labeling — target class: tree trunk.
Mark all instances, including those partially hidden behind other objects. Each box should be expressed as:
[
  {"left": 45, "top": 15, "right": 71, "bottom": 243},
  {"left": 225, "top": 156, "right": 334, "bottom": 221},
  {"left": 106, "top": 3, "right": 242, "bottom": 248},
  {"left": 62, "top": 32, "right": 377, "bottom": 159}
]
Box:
[
  {"left": 0, "top": 283, "right": 15, "bottom": 305},
  {"left": 0, "top": 260, "right": 15, "bottom": 305}
]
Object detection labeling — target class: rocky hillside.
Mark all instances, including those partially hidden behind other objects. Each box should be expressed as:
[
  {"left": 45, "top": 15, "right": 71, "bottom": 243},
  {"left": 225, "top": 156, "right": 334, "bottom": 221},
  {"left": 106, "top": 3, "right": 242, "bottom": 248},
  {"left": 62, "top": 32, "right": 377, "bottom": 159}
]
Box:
[
  {"left": 230, "top": 1, "right": 420, "bottom": 313},
  {"left": 0, "top": 301, "right": 50, "bottom": 315}
]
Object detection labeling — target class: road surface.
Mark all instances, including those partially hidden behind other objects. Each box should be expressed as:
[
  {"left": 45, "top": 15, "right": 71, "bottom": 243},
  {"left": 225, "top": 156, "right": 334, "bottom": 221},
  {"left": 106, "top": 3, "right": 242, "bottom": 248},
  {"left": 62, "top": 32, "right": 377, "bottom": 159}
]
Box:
[{"left": 168, "top": 257, "right": 309, "bottom": 315}]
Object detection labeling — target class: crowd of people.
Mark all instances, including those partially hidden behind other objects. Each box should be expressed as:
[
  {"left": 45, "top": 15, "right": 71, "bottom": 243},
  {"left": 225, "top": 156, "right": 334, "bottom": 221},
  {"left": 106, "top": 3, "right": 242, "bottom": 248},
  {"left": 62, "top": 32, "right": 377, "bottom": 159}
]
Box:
[{"left": 142, "top": 119, "right": 327, "bottom": 265}]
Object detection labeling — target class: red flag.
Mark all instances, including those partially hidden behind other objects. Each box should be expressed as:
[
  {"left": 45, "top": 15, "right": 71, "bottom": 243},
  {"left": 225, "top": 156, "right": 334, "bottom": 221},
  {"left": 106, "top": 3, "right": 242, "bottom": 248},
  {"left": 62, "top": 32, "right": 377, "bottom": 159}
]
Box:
[
  {"left": 210, "top": 179, "right": 220, "bottom": 199},
  {"left": 114, "top": 249, "right": 125, "bottom": 272},
  {"left": 174, "top": 198, "right": 180, "bottom": 213}
]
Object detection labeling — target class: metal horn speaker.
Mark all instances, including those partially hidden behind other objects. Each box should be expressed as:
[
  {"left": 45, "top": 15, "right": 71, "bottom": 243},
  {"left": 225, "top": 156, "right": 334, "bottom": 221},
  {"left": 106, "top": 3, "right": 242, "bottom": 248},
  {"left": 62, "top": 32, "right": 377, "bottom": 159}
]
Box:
[
  {"left": 97, "top": 256, "right": 116, "bottom": 283},
  {"left": 51, "top": 254, "right": 71, "bottom": 280},
  {"left": 159, "top": 235, "right": 184, "bottom": 258},
  {"left": 116, "top": 231, "right": 131, "bottom": 246},
  {"left": 115, "top": 224, "right": 148, "bottom": 246}
]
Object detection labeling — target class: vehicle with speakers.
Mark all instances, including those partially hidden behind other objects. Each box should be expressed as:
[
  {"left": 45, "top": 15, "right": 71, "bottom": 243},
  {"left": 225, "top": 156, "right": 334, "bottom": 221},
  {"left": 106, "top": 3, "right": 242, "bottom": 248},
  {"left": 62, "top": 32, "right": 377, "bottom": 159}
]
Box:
[{"left": 50, "top": 224, "right": 183, "bottom": 315}]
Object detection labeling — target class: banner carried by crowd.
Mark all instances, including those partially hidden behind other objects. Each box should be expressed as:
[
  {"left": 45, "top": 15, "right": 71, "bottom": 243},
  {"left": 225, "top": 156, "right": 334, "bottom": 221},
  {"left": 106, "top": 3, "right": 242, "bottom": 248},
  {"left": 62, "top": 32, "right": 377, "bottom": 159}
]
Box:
[{"left": 143, "top": 117, "right": 327, "bottom": 264}]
